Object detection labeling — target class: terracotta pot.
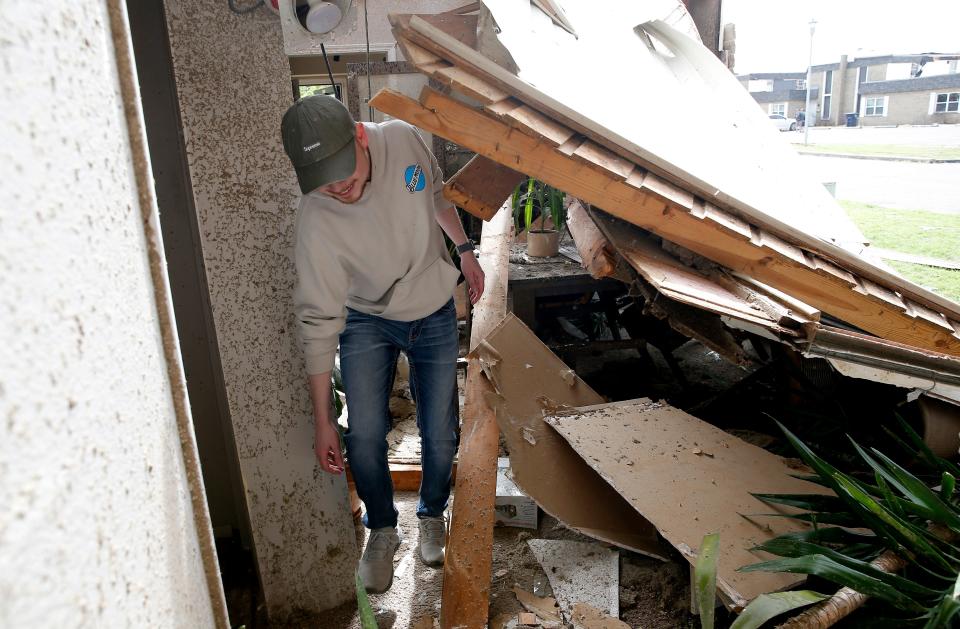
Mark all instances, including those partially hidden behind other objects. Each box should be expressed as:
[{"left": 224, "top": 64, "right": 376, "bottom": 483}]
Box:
[{"left": 527, "top": 229, "right": 560, "bottom": 257}]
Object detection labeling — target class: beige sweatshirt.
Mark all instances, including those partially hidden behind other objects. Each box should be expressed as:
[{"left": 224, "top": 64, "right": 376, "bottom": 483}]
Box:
[{"left": 293, "top": 120, "right": 459, "bottom": 375}]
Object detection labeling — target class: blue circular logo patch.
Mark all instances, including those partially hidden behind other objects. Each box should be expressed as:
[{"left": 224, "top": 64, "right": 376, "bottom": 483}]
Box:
[{"left": 403, "top": 164, "right": 426, "bottom": 193}]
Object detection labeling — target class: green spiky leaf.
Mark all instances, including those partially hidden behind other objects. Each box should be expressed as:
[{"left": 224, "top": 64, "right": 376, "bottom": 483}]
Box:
[
  {"left": 730, "top": 590, "right": 829, "bottom": 629},
  {"left": 695, "top": 532, "right": 720, "bottom": 629},
  {"left": 740, "top": 554, "right": 926, "bottom": 612},
  {"left": 355, "top": 571, "right": 378, "bottom": 629}
]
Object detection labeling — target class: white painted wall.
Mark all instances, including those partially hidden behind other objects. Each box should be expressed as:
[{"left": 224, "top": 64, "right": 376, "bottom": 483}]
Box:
[{"left": 0, "top": 2, "right": 217, "bottom": 627}]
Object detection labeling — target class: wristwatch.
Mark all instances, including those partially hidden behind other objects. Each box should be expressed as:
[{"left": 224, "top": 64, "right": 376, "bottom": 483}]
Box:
[{"left": 455, "top": 241, "right": 476, "bottom": 255}]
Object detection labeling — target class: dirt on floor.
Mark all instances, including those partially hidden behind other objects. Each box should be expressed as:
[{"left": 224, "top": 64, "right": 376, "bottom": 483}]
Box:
[{"left": 291, "top": 489, "right": 699, "bottom": 629}]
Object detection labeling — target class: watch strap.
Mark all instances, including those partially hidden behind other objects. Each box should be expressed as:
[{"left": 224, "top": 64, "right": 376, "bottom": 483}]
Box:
[{"left": 455, "top": 241, "right": 476, "bottom": 255}]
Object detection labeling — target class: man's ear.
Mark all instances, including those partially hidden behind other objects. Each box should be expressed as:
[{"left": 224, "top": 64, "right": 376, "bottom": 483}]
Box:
[{"left": 355, "top": 122, "right": 368, "bottom": 148}]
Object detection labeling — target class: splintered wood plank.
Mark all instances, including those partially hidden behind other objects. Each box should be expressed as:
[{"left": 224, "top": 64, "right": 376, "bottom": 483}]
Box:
[
  {"left": 433, "top": 65, "right": 509, "bottom": 105},
  {"left": 440, "top": 203, "right": 513, "bottom": 629},
  {"left": 418, "top": 13, "right": 478, "bottom": 49},
  {"left": 485, "top": 97, "right": 523, "bottom": 117},
  {"left": 566, "top": 200, "right": 619, "bottom": 279},
  {"left": 504, "top": 106, "right": 575, "bottom": 146},
  {"left": 591, "top": 211, "right": 782, "bottom": 331},
  {"left": 573, "top": 141, "right": 635, "bottom": 180},
  {"left": 396, "top": 37, "right": 444, "bottom": 67},
  {"left": 545, "top": 401, "right": 825, "bottom": 610},
  {"left": 470, "top": 313, "right": 666, "bottom": 559},
  {"left": 443, "top": 154, "right": 526, "bottom": 221},
  {"left": 368, "top": 87, "right": 960, "bottom": 356}
]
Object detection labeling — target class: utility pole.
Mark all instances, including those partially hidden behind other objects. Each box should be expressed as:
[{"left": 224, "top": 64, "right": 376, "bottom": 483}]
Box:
[{"left": 804, "top": 19, "right": 817, "bottom": 146}]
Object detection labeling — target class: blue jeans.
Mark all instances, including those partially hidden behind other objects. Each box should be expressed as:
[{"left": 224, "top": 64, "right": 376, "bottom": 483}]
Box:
[{"left": 340, "top": 298, "right": 460, "bottom": 529}]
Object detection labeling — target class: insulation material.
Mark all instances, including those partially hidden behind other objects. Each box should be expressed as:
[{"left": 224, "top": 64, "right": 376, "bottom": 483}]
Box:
[
  {"left": 526, "top": 540, "right": 619, "bottom": 619},
  {"left": 473, "top": 314, "right": 666, "bottom": 559},
  {"left": 544, "top": 400, "right": 826, "bottom": 609}
]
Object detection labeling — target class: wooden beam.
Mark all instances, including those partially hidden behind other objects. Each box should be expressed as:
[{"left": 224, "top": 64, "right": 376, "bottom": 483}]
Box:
[
  {"left": 565, "top": 199, "right": 619, "bottom": 279},
  {"left": 440, "top": 202, "right": 513, "bottom": 629},
  {"left": 369, "top": 87, "right": 960, "bottom": 356},
  {"left": 390, "top": 462, "right": 458, "bottom": 491},
  {"left": 443, "top": 155, "right": 526, "bottom": 221}
]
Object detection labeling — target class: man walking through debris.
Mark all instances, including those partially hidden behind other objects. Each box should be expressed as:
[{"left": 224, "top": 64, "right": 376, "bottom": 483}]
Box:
[{"left": 281, "top": 95, "right": 484, "bottom": 593}]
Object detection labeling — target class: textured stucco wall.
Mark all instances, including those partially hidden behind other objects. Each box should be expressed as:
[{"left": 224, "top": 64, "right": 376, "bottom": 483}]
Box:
[
  {"left": 281, "top": 0, "right": 464, "bottom": 56},
  {"left": 0, "top": 2, "right": 217, "bottom": 627},
  {"left": 162, "top": 1, "right": 359, "bottom": 616}
]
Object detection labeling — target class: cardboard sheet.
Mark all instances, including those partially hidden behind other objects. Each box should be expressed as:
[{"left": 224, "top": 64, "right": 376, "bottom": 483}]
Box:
[
  {"left": 544, "top": 400, "right": 825, "bottom": 609},
  {"left": 473, "top": 314, "right": 666, "bottom": 559}
]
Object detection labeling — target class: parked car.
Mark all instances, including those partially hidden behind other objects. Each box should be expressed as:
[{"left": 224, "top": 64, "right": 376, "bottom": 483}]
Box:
[{"left": 768, "top": 114, "right": 797, "bottom": 131}]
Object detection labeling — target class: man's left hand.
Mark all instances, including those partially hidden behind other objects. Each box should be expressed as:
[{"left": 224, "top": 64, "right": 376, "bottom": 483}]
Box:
[{"left": 460, "top": 252, "right": 485, "bottom": 305}]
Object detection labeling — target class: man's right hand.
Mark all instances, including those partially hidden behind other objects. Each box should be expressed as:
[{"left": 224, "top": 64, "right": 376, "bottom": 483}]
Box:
[{"left": 315, "top": 420, "right": 344, "bottom": 475}]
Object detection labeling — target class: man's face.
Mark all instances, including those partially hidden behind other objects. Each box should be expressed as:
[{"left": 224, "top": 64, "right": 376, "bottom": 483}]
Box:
[{"left": 316, "top": 123, "right": 370, "bottom": 204}]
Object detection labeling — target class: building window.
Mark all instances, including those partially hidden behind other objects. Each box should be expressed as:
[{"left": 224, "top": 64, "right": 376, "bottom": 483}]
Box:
[
  {"left": 935, "top": 92, "right": 960, "bottom": 113},
  {"left": 864, "top": 96, "right": 886, "bottom": 116},
  {"left": 769, "top": 103, "right": 786, "bottom": 117},
  {"left": 822, "top": 70, "right": 833, "bottom": 119}
]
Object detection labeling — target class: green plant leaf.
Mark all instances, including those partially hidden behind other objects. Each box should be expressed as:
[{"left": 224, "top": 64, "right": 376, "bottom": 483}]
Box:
[
  {"left": 752, "top": 539, "right": 938, "bottom": 598},
  {"left": 775, "top": 526, "right": 879, "bottom": 547},
  {"left": 740, "top": 555, "right": 926, "bottom": 612},
  {"left": 524, "top": 178, "right": 535, "bottom": 232},
  {"left": 355, "top": 571, "right": 378, "bottom": 629},
  {"left": 751, "top": 492, "right": 847, "bottom": 512},
  {"left": 730, "top": 590, "right": 828, "bottom": 629},
  {"left": 867, "top": 444, "right": 960, "bottom": 531},
  {"left": 891, "top": 413, "right": 960, "bottom": 478},
  {"left": 943, "top": 472, "right": 956, "bottom": 503},
  {"left": 833, "top": 474, "right": 953, "bottom": 573},
  {"left": 695, "top": 532, "right": 720, "bottom": 629}
]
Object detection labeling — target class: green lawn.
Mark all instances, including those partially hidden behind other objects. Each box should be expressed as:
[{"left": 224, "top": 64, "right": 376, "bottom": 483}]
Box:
[
  {"left": 794, "top": 144, "right": 960, "bottom": 160},
  {"left": 841, "top": 201, "right": 960, "bottom": 302}
]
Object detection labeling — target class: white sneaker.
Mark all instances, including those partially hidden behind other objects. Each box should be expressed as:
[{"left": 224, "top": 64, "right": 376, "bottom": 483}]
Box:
[
  {"left": 418, "top": 516, "right": 447, "bottom": 567},
  {"left": 358, "top": 526, "right": 401, "bottom": 593}
]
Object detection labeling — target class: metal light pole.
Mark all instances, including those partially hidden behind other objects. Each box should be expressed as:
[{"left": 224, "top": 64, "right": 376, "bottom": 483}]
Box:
[{"left": 804, "top": 19, "right": 817, "bottom": 146}]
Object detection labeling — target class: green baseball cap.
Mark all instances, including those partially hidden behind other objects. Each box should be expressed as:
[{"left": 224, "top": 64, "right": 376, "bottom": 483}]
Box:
[{"left": 281, "top": 95, "right": 357, "bottom": 194}]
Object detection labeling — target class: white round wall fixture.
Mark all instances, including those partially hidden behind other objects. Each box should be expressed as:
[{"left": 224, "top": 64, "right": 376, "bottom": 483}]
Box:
[{"left": 305, "top": 1, "right": 343, "bottom": 33}]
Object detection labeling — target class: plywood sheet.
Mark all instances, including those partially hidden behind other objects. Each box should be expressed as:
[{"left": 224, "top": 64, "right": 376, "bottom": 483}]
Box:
[
  {"left": 443, "top": 154, "right": 526, "bottom": 221},
  {"left": 545, "top": 401, "right": 825, "bottom": 609},
  {"left": 473, "top": 313, "right": 666, "bottom": 559}
]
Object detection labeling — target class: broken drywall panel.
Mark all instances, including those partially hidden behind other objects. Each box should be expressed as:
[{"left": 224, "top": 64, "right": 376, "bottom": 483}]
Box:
[
  {"left": 496, "top": 457, "right": 538, "bottom": 529},
  {"left": 526, "top": 540, "right": 619, "bottom": 619},
  {"left": 472, "top": 314, "right": 666, "bottom": 559},
  {"left": 544, "top": 400, "right": 825, "bottom": 609}
]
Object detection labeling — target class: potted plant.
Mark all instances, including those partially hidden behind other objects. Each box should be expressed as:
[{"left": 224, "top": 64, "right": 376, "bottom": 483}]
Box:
[{"left": 512, "top": 178, "right": 566, "bottom": 257}]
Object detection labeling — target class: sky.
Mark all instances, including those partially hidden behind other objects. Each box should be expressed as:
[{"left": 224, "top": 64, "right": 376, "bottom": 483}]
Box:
[{"left": 721, "top": 0, "right": 960, "bottom": 74}]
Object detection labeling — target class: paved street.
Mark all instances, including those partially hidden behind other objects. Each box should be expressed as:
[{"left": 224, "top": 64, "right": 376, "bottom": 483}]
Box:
[
  {"left": 799, "top": 154, "right": 960, "bottom": 214},
  {"left": 770, "top": 125, "right": 960, "bottom": 213},
  {"left": 793, "top": 124, "right": 960, "bottom": 147}
]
